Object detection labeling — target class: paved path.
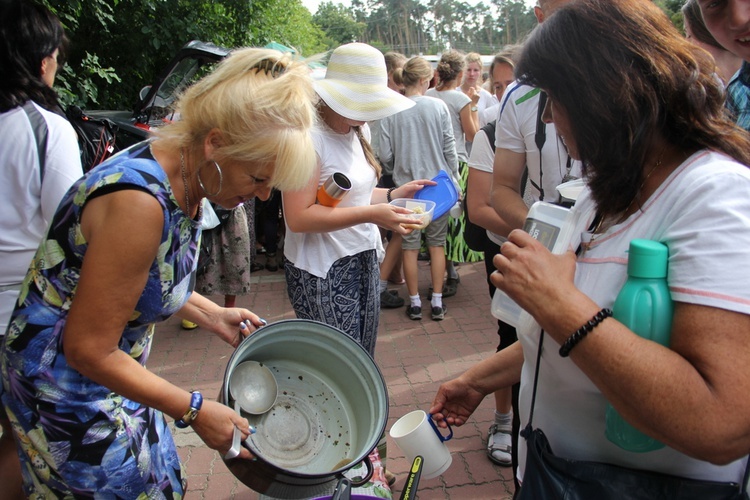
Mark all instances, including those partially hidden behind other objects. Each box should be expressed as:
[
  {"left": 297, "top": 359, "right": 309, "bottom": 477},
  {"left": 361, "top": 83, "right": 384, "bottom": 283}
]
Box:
[{"left": 149, "top": 259, "right": 516, "bottom": 499}]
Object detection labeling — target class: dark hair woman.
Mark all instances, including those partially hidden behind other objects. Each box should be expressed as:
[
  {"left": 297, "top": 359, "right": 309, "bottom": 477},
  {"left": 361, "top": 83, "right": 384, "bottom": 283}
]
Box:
[
  {"left": 0, "top": 3, "right": 80, "bottom": 497},
  {"left": 431, "top": 0, "right": 750, "bottom": 494}
]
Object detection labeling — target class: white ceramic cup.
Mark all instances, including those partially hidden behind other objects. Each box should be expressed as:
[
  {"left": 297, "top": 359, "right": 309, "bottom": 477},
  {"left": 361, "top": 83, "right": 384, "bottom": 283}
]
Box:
[{"left": 389, "top": 410, "right": 453, "bottom": 479}]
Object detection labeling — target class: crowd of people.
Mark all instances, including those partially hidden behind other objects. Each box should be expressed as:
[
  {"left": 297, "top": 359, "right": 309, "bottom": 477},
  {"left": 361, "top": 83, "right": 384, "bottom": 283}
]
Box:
[{"left": 2, "top": 0, "right": 750, "bottom": 497}]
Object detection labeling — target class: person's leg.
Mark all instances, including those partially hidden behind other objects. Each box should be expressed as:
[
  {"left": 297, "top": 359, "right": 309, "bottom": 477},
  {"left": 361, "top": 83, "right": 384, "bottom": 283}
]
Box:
[
  {"left": 0, "top": 418, "right": 25, "bottom": 500},
  {"left": 378, "top": 233, "right": 405, "bottom": 309},
  {"left": 401, "top": 230, "right": 422, "bottom": 320},
  {"left": 379, "top": 233, "right": 403, "bottom": 285},
  {"left": 263, "top": 191, "right": 281, "bottom": 271},
  {"left": 483, "top": 241, "right": 519, "bottom": 471},
  {"left": 403, "top": 248, "right": 420, "bottom": 298}
]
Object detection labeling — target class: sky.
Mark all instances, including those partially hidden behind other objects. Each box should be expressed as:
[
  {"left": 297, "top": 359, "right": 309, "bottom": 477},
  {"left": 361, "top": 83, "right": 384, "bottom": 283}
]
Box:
[{"left": 301, "top": 0, "right": 538, "bottom": 16}]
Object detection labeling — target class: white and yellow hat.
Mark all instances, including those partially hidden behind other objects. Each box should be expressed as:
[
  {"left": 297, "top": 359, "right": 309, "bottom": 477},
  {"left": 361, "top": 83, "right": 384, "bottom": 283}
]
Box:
[{"left": 314, "top": 43, "right": 415, "bottom": 122}]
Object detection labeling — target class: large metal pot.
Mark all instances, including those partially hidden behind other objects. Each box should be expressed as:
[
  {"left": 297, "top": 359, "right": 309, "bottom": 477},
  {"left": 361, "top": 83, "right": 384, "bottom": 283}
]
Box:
[{"left": 219, "top": 319, "right": 388, "bottom": 499}]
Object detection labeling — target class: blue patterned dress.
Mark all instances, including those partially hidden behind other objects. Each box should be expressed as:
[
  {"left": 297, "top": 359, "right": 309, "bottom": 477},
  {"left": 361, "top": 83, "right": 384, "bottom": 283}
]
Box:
[{"left": 0, "top": 142, "right": 200, "bottom": 498}]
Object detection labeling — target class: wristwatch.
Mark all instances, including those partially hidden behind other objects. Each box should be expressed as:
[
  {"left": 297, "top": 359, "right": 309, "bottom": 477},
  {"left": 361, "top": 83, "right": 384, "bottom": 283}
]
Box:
[
  {"left": 175, "top": 391, "right": 203, "bottom": 428},
  {"left": 470, "top": 105, "right": 479, "bottom": 112}
]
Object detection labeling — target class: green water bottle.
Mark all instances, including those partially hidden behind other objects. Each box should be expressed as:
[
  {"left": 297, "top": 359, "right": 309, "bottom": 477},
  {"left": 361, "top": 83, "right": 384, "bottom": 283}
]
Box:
[{"left": 605, "top": 239, "right": 673, "bottom": 452}]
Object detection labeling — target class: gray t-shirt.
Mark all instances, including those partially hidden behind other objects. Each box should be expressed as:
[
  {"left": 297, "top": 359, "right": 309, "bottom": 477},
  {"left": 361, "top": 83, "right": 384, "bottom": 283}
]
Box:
[
  {"left": 376, "top": 95, "right": 460, "bottom": 189},
  {"left": 426, "top": 88, "right": 471, "bottom": 163}
]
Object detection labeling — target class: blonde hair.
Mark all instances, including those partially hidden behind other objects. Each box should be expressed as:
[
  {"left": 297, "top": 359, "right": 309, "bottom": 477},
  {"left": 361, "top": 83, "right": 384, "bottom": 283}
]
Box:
[
  {"left": 154, "top": 48, "right": 317, "bottom": 192},
  {"left": 392, "top": 56, "right": 433, "bottom": 89},
  {"left": 465, "top": 52, "right": 482, "bottom": 68},
  {"left": 383, "top": 51, "right": 407, "bottom": 74}
]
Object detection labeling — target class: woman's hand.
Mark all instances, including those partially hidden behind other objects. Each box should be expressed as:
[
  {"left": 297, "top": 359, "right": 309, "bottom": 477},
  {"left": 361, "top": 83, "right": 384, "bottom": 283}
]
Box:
[
  {"left": 212, "top": 307, "right": 267, "bottom": 348},
  {"left": 490, "top": 229, "right": 582, "bottom": 330},
  {"left": 429, "top": 376, "right": 486, "bottom": 427},
  {"left": 370, "top": 203, "right": 423, "bottom": 234},
  {"left": 392, "top": 179, "right": 437, "bottom": 200},
  {"left": 191, "top": 400, "right": 255, "bottom": 460}
]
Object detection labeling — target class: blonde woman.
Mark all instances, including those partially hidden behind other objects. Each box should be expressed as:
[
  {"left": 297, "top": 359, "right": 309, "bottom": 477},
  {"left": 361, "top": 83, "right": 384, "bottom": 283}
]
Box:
[
  {"left": 1, "top": 48, "right": 317, "bottom": 497},
  {"left": 461, "top": 52, "right": 496, "bottom": 116}
]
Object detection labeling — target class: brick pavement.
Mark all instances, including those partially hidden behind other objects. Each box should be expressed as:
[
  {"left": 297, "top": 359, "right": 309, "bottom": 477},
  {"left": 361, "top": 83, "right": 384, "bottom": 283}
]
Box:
[{"left": 149, "top": 259, "right": 516, "bottom": 499}]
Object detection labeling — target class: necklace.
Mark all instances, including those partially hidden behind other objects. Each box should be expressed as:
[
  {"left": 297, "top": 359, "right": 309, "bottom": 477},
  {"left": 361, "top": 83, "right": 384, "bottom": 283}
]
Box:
[
  {"left": 179, "top": 149, "right": 192, "bottom": 217},
  {"left": 584, "top": 148, "right": 666, "bottom": 253},
  {"left": 619, "top": 148, "right": 665, "bottom": 222}
]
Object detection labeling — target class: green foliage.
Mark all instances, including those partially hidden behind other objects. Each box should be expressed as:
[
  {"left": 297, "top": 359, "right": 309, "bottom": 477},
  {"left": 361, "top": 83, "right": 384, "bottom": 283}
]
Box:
[
  {"left": 42, "top": 0, "right": 688, "bottom": 111},
  {"left": 43, "top": 0, "right": 326, "bottom": 110},
  {"left": 313, "top": 2, "right": 366, "bottom": 48}
]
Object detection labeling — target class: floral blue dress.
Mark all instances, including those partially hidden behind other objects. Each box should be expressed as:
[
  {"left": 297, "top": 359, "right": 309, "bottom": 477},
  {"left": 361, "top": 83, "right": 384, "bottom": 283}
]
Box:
[{"left": 0, "top": 142, "right": 201, "bottom": 498}]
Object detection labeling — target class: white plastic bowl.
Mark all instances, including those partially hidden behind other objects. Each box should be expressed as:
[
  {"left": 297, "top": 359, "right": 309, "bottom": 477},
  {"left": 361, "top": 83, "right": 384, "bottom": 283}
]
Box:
[{"left": 389, "top": 198, "right": 436, "bottom": 229}]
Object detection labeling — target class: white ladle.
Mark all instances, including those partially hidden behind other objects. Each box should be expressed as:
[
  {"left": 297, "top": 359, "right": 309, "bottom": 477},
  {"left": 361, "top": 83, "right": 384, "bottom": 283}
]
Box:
[{"left": 229, "top": 360, "right": 278, "bottom": 415}]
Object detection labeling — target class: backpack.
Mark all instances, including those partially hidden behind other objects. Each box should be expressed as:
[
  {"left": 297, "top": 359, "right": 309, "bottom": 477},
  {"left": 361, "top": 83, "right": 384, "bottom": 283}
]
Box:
[
  {"left": 463, "top": 121, "right": 498, "bottom": 252},
  {"left": 66, "top": 105, "right": 119, "bottom": 172}
]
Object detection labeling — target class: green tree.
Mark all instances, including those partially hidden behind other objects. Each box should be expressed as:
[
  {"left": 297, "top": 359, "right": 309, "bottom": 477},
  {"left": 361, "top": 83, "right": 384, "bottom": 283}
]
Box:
[
  {"left": 313, "top": 2, "right": 366, "bottom": 47},
  {"left": 45, "top": 0, "right": 326, "bottom": 110}
]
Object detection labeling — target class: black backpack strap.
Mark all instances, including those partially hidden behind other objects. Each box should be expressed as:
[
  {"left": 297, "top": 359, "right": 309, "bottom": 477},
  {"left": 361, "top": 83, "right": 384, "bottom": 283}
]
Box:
[
  {"left": 21, "top": 101, "right": 49, "bottom": 182},
  {"left": 529, "top": 91, "right": 547, "bottom": 201},
  {"left": 481, "top": 121, "right": 497, "bottom": 152}
]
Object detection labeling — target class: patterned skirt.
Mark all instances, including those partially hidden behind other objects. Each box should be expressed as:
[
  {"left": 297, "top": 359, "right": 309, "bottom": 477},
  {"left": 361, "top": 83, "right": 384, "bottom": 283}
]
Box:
[{"left": 196, "top": 205, "right": 252, "bottom": 296}]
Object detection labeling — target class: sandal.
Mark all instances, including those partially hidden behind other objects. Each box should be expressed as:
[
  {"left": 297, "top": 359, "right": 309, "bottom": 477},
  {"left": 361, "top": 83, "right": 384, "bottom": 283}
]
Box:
[{"left": 487, "top": 423, "right": 512, "bottom": 467}]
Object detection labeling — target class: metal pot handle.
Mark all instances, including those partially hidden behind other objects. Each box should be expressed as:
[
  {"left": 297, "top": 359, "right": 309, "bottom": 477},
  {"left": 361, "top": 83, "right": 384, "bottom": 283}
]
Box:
[{"left": 345, "top": 455, "right": 374, "bottom": 488}]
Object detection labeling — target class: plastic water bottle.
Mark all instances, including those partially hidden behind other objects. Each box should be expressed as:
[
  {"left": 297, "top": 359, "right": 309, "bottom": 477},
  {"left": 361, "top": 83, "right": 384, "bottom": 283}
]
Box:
[
  {"left": 605, "top": 239, "right": 673, "bottom": 452},
  {"left": 449, "top": 201, "right": 463, "bottom": 218},
  {"left": 491, "top": 202, "right": 575, "bottom": 327}
]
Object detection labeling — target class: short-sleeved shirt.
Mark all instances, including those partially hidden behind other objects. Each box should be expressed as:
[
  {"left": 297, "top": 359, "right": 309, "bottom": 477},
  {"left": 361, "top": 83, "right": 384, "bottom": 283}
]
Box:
[
  {"left": 726, "top": 61, "right": 750, "bottom": 131},
  {"left": 516, "top": 150, "right": 750, "bottom": 485}
]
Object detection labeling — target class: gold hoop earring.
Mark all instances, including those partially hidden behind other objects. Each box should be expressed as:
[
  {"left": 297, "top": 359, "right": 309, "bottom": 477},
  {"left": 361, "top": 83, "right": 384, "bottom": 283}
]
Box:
[{"left": 198, "top": 161, "right": 223, "bottom": 197}]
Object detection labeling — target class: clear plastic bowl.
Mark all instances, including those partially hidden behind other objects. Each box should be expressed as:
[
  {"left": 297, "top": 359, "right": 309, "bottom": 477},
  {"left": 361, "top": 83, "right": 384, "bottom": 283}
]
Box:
[{"left": 389, "top": 198, "right": 436, "bottom": 229}]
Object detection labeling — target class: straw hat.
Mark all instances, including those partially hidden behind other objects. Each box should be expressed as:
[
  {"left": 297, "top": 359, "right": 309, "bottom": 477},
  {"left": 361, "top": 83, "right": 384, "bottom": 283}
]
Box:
[{"left": 314, "top": 43, "right": 415, "bottom": 122}]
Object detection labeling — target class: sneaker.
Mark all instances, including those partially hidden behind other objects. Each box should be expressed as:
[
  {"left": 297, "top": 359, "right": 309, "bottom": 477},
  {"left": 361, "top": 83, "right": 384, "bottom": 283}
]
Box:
[
  {"left": 431, "top": 305, "right": 447, "bottom": 321},
  {"left": 181, "top": 319, "right": 198, "bottom": 330},
  {"left": 405, "top": 305, "right": 422, "bottom": 320},
  {"left": 486, "top": 423, "right": 512, "bottom": 466},
  {"left": 380, "top": 290, "right": 405, "bottom": 309},
  {"left": 265, "top": 253, "right": 278, "bottom": 272}
]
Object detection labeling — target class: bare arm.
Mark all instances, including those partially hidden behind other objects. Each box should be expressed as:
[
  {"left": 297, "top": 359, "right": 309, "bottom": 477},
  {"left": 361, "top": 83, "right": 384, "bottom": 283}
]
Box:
[
  {"left": 491, "top": 147, "right": 531, "bottom": 232},
  {"left": 467, "top": 168, "right": 514, "bottom": 237},
  {"left": 178, "top": 292, "right": 267, "bottom": 347},
  {"left": 430, "top": 342, "right": 524, "bottom": 427},
  {"left": 459, "top": 103, "right": 479, "bottom": 143},
  {"left": 282, "top": 159, "right": 423, "bottom": 235},
  {"left": 63, "top": 190, "right": 252, "bottom": 459},
  {"left": 494, "top": 230, "right": 750, "bottom": 464}
]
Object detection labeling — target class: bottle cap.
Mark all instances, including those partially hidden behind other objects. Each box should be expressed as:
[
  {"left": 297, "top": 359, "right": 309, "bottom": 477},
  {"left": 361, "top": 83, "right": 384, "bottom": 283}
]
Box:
[{"left": 627, "top": 239, "right": 668, "bottom": 279}]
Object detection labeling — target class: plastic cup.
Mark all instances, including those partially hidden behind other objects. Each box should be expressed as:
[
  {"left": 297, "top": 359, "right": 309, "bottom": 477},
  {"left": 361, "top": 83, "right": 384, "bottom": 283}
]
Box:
[{"left": 389, "top": 410, "right": 452, "bottom": 479}]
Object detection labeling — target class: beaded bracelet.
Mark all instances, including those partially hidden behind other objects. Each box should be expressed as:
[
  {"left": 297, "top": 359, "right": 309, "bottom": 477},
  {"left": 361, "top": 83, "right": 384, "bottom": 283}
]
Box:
[
  {"left": 558, "top": 308, "right": 612, "bottom": 357},
  {"left": 386, "top": 186, "right": 396, "bottom": 203}
]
